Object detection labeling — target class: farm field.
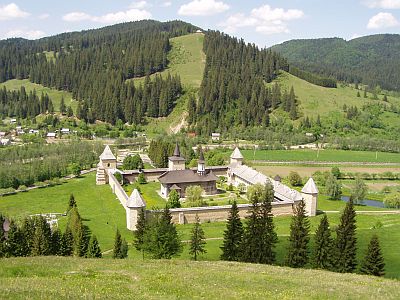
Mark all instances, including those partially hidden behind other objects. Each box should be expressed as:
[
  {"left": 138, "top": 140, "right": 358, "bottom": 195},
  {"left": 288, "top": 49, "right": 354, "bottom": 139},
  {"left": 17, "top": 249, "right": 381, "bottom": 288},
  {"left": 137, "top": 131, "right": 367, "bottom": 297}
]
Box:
[
  {"left": 1, "top": 257, "right": 399, "bottom": 300},
  {"left": 241, "top": 149, "right": 400, "bottom": 163},
  {"left": 0, "top": 79, "right": 77, "bottom": 113},
  {"left": 255, "top": 164, "right": 400, "bottom": 178}
]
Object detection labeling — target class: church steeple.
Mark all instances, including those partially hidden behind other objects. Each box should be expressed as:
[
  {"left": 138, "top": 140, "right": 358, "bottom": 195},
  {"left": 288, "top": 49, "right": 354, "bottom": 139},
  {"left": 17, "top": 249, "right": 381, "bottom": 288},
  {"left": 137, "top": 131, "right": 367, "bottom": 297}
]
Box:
[
  {"left": 197, "top": 147, "right": 205, "bottom": 176},
  {"left": 168, "top": 142, "right": 185, "bottom": 171}
]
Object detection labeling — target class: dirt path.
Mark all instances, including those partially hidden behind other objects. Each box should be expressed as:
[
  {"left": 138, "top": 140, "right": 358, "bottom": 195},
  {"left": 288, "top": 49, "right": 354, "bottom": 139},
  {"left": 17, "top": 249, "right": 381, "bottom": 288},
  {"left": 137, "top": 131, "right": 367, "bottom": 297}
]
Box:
[{"left": 169, "top": 112, "right": 188, "bottom": 134}]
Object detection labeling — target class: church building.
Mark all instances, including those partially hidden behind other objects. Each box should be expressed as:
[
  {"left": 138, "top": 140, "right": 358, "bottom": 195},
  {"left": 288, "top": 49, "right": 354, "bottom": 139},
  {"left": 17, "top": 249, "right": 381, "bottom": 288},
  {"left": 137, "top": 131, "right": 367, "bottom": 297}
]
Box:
[{"left": 159, "top": 143, "right": 218, "bottom": 198}]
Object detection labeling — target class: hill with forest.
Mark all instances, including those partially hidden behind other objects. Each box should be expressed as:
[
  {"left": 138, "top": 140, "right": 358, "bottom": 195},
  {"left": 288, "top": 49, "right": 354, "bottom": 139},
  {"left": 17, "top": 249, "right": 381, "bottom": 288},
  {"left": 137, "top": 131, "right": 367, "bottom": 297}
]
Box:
[{"left": 271, "top": 34, "right": 400, "bottom": 91}]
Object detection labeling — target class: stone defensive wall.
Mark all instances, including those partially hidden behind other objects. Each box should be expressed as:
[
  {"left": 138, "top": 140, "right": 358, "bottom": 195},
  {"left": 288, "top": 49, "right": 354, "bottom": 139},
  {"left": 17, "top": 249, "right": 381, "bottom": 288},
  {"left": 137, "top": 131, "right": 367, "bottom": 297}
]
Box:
[
  {"left": 108, "top": 171, "right": 129, "bottom": 208},
  {"left": 148, "top": 201, "right": 295, "bottom": 225}
]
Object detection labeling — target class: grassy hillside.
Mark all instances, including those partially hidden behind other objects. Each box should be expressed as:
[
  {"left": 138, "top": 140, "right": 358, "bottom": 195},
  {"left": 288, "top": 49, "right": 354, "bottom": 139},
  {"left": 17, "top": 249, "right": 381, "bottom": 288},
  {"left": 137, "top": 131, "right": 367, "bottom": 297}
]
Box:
[
  {"left": 130, "top": 33, "right": 205, "bottom": 88},
  {"left": 0, "top": 79, "right": 77, "bottom": 113},
  {"left": 0, "top": 173, "right": 131, "bottom": 251},
  {"left": 1, "top": 257, "right": 399, "bottom": 299},
  {"left": 139, "top": 33, "right": 205, "bottom": 134},
  {"left": 271, "top": 71, "right": 400, "bottom": 123}
]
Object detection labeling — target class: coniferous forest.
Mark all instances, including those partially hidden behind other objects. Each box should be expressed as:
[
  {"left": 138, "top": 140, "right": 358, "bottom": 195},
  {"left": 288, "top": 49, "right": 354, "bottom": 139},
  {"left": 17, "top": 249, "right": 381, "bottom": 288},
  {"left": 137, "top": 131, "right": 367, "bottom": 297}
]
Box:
[
  {"left": 192, "top": 31, "right": 298, "bottom": 135},
  {"left": 0, "top": 20, "right": 196, "bottom": 124}
]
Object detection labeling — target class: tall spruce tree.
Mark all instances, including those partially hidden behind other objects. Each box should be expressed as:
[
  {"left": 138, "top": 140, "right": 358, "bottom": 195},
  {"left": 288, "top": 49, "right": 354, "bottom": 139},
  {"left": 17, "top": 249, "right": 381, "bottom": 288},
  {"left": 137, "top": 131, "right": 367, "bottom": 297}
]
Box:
[
  {"left": 189, "top": 215, "right": 206, "bottom": 261},
  {"left": 143, "top": 206, "right": 182, "bottom": 259},
  {"left": 133, "top": 208, "right": 146, "bottom": 258},
  {"left": 113, "top": 228, "right": 123, "bottom": 259},
  {"left": 50, "top": 228, "right": 62, "bottom": 256},
  {"left": 360, "top": 235, "right": 385, "bottom": 277},
  {"left": 67, "top": 207, "right": 89, "bottom": 257},
  {"left": 67, "top": 194, "right": 77, "bottom": 213},
  {"left": 60, "top": 226, "right": 74, "bottom": 256},
  {"left": 286, "top": 200, "right": 310, "bottom": 268},
  {"left": 87, "top": 235, "right": 102, "bottom": 258},
  {"left": 334, "top": 198, "right": 357, "bottom": 273},
  {"left": 312, "top": 214, "right": 334, "bottom": 270},
  {"left": 6, "top": 220, "right": 29, "bottom": 257},
  {"left": 60, "top": 96, "right": 66, "bottom": 114},
  {"left": 31, "top": 216, "right": 52, "bottom": 256},
  {"left": 220, "top": 200, "right": 243, "bottom": 261}
]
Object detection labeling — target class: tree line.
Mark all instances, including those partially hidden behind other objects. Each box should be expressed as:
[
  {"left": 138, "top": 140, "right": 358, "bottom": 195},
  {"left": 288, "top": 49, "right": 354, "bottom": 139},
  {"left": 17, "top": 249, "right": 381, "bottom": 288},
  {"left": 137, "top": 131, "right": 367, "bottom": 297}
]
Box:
[
  {"left": 289, "top": 66, "right": 337, "bottom": 88},
  {"left": 219, "top": 183, "right": 385, "bottom": 276},
  {"left": 0, "top": 195, "right": 101, "bottom": 258},
  {"left": 191, "top": 30, "right": 300, "bottom": 135},
  {"left": 0, "top": 141, "right": 103, "bottom": 189},
  {"left": 0, "top": 86, "right": 54, "bottom": 119}
]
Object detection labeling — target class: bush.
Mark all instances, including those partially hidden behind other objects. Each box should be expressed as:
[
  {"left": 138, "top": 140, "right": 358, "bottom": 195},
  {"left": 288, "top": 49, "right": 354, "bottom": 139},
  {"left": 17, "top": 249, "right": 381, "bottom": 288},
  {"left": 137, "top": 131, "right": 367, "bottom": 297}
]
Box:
[
  {"left": 288, "top": 171, "right": 302, "bottom": 186},
  {"left": 137, "top": 173, "right": 147, "bottom": 184},
  {"left": 34, "top": 181, "right": 47, "bottom": 188},
  {"left": 331, "top": 167, "right": 341, "bottom": 179},
  {"left": 18, "top": 185, "right": 28, "bottom": 192},
  {"left": 168, "top": 190, "right": 181, "bottom": 208},
  {"left": 384, "top": 193, "right": 400, "bottom": 208},
  {"left": 122, "top": 154, "right": 144, "bottom": 170},
  {"left": 114, "top": 172, "right": 123, "bottom": 183},
  {"left": 185, "top": 186, "right": 206, "bottom": 207},
  {"left": 0, "top": 187, "right": 16, "bottom": 196}
]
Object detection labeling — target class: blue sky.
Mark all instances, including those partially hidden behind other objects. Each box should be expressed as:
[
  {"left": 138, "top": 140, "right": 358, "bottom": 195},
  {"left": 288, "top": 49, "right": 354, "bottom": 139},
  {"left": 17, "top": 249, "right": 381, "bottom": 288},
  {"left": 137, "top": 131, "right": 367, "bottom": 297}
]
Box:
[{"left": 0, "top": 0, "right": 399, "bottom": 46}]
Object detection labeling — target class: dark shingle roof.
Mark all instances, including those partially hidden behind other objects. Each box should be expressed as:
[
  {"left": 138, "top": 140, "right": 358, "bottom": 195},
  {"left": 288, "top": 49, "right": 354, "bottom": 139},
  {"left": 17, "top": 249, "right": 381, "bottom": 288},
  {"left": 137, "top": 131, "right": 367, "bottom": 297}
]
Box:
[{"left": 159, "top": 169, "right": 218, "bottom": 184}]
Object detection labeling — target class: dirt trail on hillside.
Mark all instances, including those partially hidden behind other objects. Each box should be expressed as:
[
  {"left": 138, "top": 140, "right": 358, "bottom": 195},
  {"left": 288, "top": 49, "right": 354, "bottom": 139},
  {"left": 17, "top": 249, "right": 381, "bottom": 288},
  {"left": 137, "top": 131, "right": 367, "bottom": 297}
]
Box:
[{"left": 170, "top": 112, "right": 188, "bottom": 134}]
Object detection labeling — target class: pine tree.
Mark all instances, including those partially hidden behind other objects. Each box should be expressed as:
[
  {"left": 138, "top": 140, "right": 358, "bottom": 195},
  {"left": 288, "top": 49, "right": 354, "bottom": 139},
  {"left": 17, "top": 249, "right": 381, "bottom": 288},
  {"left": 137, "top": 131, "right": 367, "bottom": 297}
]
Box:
[
  {"left": 120, "top": 238, "right": 128, "bottom": 259},
  {"left": 6, "top": 220, "right": 29, "bottom": 257},
  {"left": 312, "top": 214, "right": 334, "bottom": 270},
  {"left": 67, "top": 207, "right": 89, "bottom": 257},
  {"left": 31, "top": 216, "right": 52, "bottom": 256},
  {"left": 67, "top": 193, "right": 77, "bottom": 213},
  {"left": 334, "top": 198, "right": 357, "bottom": 273},
  {"left": 60, "top": 226, "right": 74, "bottom": 256},
  {"left": 383, "top": 95, "right": 388, "bottom": 102},
  {"left": 220, "top": 200, "right": 243, "bottom": 261},
  {"left": 87, "top": 235, "right": 102, "bottom": 258},
  {"left": 133, "top": 208, "right": 146, "bottom": 257},
  {"left": 113, "top": 228, "right": 123, "bottom": 259},
  {"left": 50, "top": 228, "right": 62, "bottom": 255},
  {"left": 286, "top": 200, "right": 310, "bottom": 268},
  {"left": 258, "top": 183, "right": 278, "bottom": 264},
  {"left": 66, "top": 106, "right": 74, "bottom": 117},
  {"left": 143, "top": 206, "right": 182, "bottom": 259},
  {"left": 363, "top": 89, "right": 368, "bottom": 98},
  {"left": 189, "top": 215, "right": 206, "bottom": 261},
  {"left": 60, "top": 96, "right": 66, "bottom": 114},
  {"left": 360, "top": 235, "right": 385, "bottom": 276},
  {"left": 356, "top": 91, "right": 360, "bottom": 97}
]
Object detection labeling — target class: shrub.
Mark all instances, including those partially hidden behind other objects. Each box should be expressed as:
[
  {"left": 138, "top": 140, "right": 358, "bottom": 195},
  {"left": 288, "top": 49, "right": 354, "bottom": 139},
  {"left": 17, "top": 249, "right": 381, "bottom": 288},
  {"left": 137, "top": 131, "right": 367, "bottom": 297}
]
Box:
[
  {"left": 288, "top": 171, "right": 302, "bottom": 186},
  {"left": 18, "top": 185, "right": 28, "bottom": 192},
  {"left": 384, "top": 193, "right": 400, "bottom": 208},
  {"left": 168, "top": 190, "right": 181, "bottom": 208},
  {"left": 0, "top": 187, "right": 16, "bottom": 196},
  {"left": 137, "top": 173, "right": 147, "bottom": 184},
  {"left": 114, "top": 172, "right": 123, "bottom": 183},
  {"left": 185, "top": 186, "right": 206, "bottom": 207}
]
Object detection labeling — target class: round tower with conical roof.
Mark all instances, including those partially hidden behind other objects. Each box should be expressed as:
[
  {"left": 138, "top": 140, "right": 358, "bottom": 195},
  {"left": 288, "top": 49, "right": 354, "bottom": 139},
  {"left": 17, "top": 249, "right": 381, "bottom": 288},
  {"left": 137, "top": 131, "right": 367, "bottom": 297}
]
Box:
[
  {"left": 301, "top": 177, "right": 319, "bottom": 216},
  {"left": 96, "top": 145, "right": 117, "bottom": 185},
  {"left": 126, "top": 189, "right": 146, "bottom": 230},
  {"left": 230, "top": 147, "right": 244, "bottom": 166}
]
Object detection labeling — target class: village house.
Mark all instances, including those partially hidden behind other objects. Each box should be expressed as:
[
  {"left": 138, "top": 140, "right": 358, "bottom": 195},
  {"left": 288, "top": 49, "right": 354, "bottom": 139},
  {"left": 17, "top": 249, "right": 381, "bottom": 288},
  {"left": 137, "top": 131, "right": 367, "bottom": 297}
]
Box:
[
  {"left": 211, "top": 132, "right": 220, "bottom": 142},
  {"left": 61, "top": 128, "right": 70, "bottom": 135},
  {"left": 46, "top": 132, "right": 56, "bottom": 139}
]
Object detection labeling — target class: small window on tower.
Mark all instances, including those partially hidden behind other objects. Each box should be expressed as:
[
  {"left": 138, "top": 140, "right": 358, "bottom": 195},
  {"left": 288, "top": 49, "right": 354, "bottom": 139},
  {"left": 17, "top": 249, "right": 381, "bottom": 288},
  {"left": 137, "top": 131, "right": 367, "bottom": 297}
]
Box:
[{"left": 107, "top": 163, "right": 110, "bottom": 167}]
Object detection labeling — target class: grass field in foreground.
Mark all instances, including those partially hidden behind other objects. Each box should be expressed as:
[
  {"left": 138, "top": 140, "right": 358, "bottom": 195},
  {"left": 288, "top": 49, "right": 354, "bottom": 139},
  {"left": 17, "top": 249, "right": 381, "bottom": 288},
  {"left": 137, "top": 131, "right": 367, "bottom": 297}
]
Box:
[
  {"left": 1, "top": 257, "right": 399, "bottom": 300},
  {"left": 0, "top": 79, "right": 77, "bottom": 113},
  {"left": 241, "top": 149, "right": 400, "bottom": 163}
]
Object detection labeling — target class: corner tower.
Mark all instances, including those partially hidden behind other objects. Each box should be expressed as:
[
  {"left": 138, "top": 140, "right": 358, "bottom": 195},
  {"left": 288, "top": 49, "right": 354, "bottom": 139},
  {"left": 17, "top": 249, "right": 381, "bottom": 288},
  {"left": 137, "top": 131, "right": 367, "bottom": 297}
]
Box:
[
  {"left": 301, "top": 177, "right": 319, "bottom": 216},
  {"left": 96, "top": 145, "right": 117, "bottom": 185},
  {"left": 230, "top": 147, "right": 244, "bottom": 166},
  {"left": 126, "top": 189, "right": 146, "bottom": 230}
]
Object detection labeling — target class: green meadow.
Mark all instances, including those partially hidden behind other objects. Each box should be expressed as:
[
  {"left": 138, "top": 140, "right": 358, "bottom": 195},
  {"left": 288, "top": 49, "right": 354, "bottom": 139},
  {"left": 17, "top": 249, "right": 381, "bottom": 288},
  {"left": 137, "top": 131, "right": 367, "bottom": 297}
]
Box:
[
  {"left": 1, "top": 174, "right": 399, "bottom": 279},
  {"left": 1, "top": 257, "right": 399, "bottom": 299}
]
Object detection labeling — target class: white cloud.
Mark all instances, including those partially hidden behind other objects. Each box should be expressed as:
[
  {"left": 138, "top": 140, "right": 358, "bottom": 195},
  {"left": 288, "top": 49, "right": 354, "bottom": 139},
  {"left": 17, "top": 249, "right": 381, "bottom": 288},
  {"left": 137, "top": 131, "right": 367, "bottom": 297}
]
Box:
[
  {"left": 220, "top": 4, "right": 304, "bottom": 35},
  {"left": 63, "top": 12, "right": 92, "bottom": 22},
  {"left": 63, "top": 9, "right": 152, "bottom": 24},
  {"left": 178, "top": 0, "right": 229, "bottom": 16},
  {"left": 365, "top": 0, "right": 400, "bottom": 9},
  {"left": 0, "top": 3, "right": 30, "bottom": 21},
  {"left": 162, "top": 1, "right": 172, "bottom": 7},
  {"left": 129, "top": 1, "right": 150, "bottom": 9},
  {"left": 2, "top": 29, "right": 45, "bottom": 40},
  {"left": 38, "top": 13, "right": 50, "bottom": 20},
  {"left": 367, "top": 12, "right": 399, "bottom": 28}
]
